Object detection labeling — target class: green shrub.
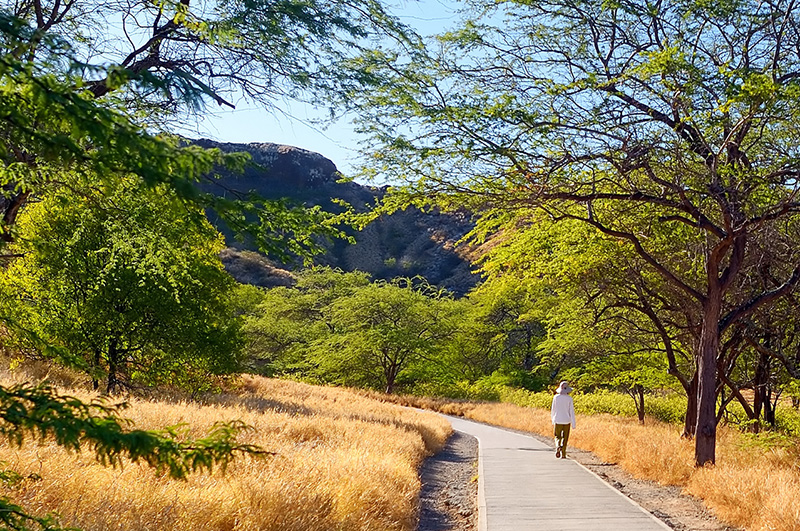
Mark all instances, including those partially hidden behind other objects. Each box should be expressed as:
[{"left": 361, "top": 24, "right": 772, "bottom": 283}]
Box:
[
  {"left": 644, "top": 395, "right": 686, "bottom": 424},
  {"left": 497, "top": 387, "right": 552, "bottom": 409},
  {"left": 775, "top": 407, "right": 800, "bottom": 438},
  {"left": 494, "top": 385, "right": 687, "bottom": 424},
  {"left": 409, "top": 380, "right": 501, "bottom": 401}
]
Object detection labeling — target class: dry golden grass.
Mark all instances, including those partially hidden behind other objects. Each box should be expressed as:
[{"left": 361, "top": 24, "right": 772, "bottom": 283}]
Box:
[
  {"left": 386, "top": 394, "right": 800, "bottom": 531},
  {"left": 0, "top": 371, "right": 451, "bottom": 531}
]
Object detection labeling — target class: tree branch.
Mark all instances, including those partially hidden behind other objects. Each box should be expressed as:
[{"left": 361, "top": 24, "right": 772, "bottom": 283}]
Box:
[
  {"left": 720, "top": 264, "right": 800, "bottom": 332},
  {"left": 556, "top": 212, "right": 706, "bottom": 302}
]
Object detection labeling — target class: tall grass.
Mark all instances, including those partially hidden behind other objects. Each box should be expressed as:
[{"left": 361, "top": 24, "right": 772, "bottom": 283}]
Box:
[
  {"left": 409, "top": 382, "right": 690, "bottom": 424},
  {"left": 0, "top": 371, "right": 451, "bottom": 531},
  {"left": 495, "top": 387, "right": 688, "bottom": 424},
  {"left": 385, "top": 393, "right": 800, "bottom": 531}
]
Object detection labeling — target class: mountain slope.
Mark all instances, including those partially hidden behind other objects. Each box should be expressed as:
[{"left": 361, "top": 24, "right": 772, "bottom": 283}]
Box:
[{"left": 195, "top": 139, "right": 479, "bottom": 295}]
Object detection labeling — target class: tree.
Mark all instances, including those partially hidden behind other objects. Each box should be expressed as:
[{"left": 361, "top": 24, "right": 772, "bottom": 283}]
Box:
[
  {"left": 239, "top": 270, "right": 459, "bottom": 393},
  {"left": 315, "top": 279, "right": 457, "bottom": 393},
  {"left": 720, "top": 293, "right": 800, "bottom": 430},
  {"left": 463, "top": 276, "right": 548, "bottom": 387},
  {"left": 2, "top": 0, "right": 409, "bottom": 116},
  {"left": 238, "top": 268, "right": 371, "bottom": 375},
  {"left": 1, "top": 178, "right": 242, "bottom": 393},
  {"left": 354, "top": 0, "right": 800, "bottom": 466}
]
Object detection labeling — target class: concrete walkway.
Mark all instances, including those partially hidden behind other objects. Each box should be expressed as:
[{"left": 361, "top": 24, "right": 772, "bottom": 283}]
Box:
[{"left": 444, "top": 415, "right": 672, "bottom": 531}]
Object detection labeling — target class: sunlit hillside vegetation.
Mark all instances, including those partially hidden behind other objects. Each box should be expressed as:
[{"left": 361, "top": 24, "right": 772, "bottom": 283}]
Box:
[
  {"left": 0, "top": 365, "right": 450, "bottom": 531},
  {"left": 386, "top": 393, "right": 800, "bottom": 531}
]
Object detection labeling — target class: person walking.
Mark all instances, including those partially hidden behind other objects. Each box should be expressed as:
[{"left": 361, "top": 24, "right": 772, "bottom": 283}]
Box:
[{"left": 551, "top": 381, "right": 576, "bottom": 459}]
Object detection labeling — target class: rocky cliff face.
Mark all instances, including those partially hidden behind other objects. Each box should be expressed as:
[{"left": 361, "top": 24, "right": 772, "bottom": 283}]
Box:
[{"left": 195, "top": 139, "right": 479, "bottom": 295}]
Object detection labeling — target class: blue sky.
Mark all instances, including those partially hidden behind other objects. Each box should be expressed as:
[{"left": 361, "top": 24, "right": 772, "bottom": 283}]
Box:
[{"left": 193, "top": 0, "right": 462, "bottom": 179}]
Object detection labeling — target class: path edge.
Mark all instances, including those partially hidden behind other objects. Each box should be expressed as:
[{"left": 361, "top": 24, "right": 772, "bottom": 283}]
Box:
[
  {"left": 449, "top": 426, "right": 487, "bottom": 531},
  {"left": 474, "top": 430, "right": 487, "bottom": 531},
  {"left": 570, "top": 456, "right": 674, "bottom": 530}
]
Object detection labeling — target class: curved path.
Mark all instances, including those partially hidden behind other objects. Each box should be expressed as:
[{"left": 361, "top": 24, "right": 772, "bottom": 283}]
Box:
[{"left": 444, "top": 415, "right": 672, "bottom": 531}]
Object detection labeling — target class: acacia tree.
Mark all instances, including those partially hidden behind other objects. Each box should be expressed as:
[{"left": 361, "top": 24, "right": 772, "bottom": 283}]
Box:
[
  {"left": 2, "top": 179, "right": 242, "bottom": 394},
  {"left": 238, "top": 267, "right": 371, "bottom": 374},
  {"left": 317, "top": 279, "right": 458, "bottom": 393},
  {"left": 466, "top": 277, "right": 547, "bottom": 382},
  {"left": 354, "top": 0, "right": 800, "bottom": 465},
  {"left": 722, "top": 291, "right": 800, "bottom": 430}
]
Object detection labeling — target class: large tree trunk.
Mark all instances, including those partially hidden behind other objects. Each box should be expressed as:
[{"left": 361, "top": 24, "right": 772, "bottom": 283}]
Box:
[
  {"left": 753, "top": 350, "right": 769, "bottom": 432},
  {"left": 92, "top": 349, "right": 101, "bottom": 391},
  {"left": 764, "top": 393, "right": 776, "bottom": 426},
  {"left": 695, "top": 298, "right": 721, "bottom": 466},
  {"left": 384, "top": 358, "right": 399, "bottom": 394},
  {"left": 0, "top": 191, "right": 29, "bottom": 243}
]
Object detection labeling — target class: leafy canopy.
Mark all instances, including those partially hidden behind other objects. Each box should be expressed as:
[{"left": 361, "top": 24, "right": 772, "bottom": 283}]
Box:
[{"left": 1, "top": 177, "right": 243, "bottom": 393}]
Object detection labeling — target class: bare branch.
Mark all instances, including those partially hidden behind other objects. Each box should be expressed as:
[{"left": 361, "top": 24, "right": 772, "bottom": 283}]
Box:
[{"left": 720, "top": 264, "right": 800, "bottom": 332}]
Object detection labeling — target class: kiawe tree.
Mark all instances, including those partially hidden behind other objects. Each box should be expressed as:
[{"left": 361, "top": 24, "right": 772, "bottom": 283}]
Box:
[
  {"left": 317, "top": 278, "right": 457, "bottom": 394},
  {"left": 2, "top": 179, "right": 242, "bottom": 394},
  {"left": 354, "top": 0, "right": 800, "bottom": 465}
]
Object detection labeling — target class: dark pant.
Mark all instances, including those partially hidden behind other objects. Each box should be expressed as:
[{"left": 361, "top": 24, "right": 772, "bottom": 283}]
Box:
[{"left": 554, "top": 423, "right": 571, "bottom": 456}]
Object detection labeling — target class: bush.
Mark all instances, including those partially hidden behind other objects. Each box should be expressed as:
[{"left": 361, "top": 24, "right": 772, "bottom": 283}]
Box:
[
  {"left": 492, "top": 386, "right": 687, "bottom": 424},
  {"left": 409, "top": 380, "right": 502, "bottom": 401},
  {"left": 775, "top": 407, "right": 800, "bottom": 438},
  {"left": 644, "top": 395, "right": 687, "bottom": 424}
]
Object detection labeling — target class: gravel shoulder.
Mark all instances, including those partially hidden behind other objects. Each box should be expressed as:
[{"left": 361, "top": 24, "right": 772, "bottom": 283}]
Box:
[
  {"left": 417, "top": 430, "right": 478, "bottom": 531},
  {"left": 417, "top": 419, "right": 740, "bottom": 531}
]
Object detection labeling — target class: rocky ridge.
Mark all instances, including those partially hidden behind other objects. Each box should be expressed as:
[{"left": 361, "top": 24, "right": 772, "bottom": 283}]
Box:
[{"left": 196, "top": 139, "right": 479, "bottom": 295}]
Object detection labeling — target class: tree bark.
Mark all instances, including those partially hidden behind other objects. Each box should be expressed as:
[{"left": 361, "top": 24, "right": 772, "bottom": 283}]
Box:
[
  {"left": 92, "top": 349, "right": 101, "bottom": 391},
  {"left": 634, "top": 384, "right": 645, "bottom": 424},
  {"left": 1, "top": 191, "right": 30, "bottom": 242},
  {"left": 682, "top": 373, "right": 698, "bottom": 438},
  {"left": 754, "top": 351, "right": 769, "bottom": 432},
  {"left": 695, "top": 297, "right": 720, "bottom": 466},
  {"left": 384, "top": 358, "right": 399, "bottom": 394}
]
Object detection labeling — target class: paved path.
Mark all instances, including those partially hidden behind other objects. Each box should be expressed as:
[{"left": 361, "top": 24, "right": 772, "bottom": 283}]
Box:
[{"left": 444, "top": 415, "right": 672, "bottom": 531}]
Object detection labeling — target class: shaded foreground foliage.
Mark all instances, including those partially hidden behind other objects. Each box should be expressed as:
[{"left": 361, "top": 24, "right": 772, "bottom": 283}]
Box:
[{"left": 0, "top": 383, "right": 262, "bottom": 530}]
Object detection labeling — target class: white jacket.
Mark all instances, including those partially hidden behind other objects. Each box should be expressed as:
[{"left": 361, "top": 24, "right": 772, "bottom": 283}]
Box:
[{"left": 551, "top": 392, "right": 576, "bottom": 428}]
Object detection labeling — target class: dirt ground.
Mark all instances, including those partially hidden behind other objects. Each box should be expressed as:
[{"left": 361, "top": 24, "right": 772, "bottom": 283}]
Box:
[
  {"left": 418, "top": 430, "right": 478, "bottom": 531},
  {"left": 417, "top": 423, "right": 741, "bottom": 531}
]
